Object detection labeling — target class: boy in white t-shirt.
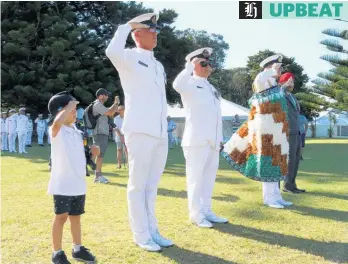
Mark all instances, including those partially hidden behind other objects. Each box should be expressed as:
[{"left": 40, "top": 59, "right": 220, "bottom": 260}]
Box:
[{"left": 47, "top": 91, "right": 100, "bottom": 264}]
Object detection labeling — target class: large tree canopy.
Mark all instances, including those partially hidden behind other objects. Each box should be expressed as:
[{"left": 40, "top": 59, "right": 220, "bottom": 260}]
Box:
[{"left": 1, "top": 1, "right": 230, "bottom": 114}]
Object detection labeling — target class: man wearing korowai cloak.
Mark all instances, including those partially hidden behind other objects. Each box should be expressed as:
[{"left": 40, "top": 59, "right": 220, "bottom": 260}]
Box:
[{"left": 221, "top": 54, "right": 293, "bottom": 209}]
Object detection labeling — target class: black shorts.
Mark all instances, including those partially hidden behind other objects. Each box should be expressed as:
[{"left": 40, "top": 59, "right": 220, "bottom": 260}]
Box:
[{"left": 53, "top": 195, "right": 86, "bottom": 215}]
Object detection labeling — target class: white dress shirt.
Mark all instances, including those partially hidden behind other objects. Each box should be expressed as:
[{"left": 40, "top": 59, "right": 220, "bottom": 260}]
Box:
[
  {"left": 173, "top": 62, "right": 223, "bottom": 150},
  {"left": 6, "top": 114, "right": 17, "bottom": 134},
  {"left": 1, "top": 118, "right": 6, "bottom": 133},
  {"left": 16, "top": 114, "right": 28, "bottom": 133},
  {"left": 27, "top": 119, "right": 33, "bottom": 131},
  {"left": 106, "top": 24, "right": 167, "bottom": 139},
  {"left": 35, "top": 118, "right": 46, "bottom": 131}
]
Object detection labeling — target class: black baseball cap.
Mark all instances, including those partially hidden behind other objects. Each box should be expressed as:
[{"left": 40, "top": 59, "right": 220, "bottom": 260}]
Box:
[
  {"left": 47, "top": 91, "right": 76, "bottom": 125},
  {"left": 96, "top": 88, "right": 111, "bottom": 97}
]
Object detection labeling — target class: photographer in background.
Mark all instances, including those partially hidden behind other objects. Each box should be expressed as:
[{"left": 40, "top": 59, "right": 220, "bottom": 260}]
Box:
[{"left": 92, "top": 88, "right": 120, "bottom": 184}]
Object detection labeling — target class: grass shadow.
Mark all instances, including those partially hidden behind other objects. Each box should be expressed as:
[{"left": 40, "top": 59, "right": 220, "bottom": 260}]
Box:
[
  {"left": 215, "top": 176, "right": 247, "bottom": 185},
  {"left": 215, "top": 223, "right": 348, "bottom": 263},
  {"left": 106, "top": 182, "right": 239, "bottom": 203},
  {"left": 305, "top": 191, "right": 348, "bottom": 201},
  {"left": 161, "top": 246, "right": 238, "bottom": 264},
  {"left": 289, "top": 205, "right": 348, "bottom": 223}
]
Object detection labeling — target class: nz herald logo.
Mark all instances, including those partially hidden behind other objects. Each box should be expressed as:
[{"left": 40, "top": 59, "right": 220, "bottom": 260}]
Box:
[{"left": 239, "top": 1, "right": 262, "bottom": 19}]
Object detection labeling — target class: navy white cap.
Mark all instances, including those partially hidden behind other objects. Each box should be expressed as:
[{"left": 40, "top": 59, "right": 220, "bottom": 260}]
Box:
[
  {"left": 185, "top": 47, "right": 213, "bottom": 62},
  {"left": 128, "top": 13, "right": 160, "bottom": 28},
  {"left": 259, "top": 54, "right": 283, "bottom": 68}
]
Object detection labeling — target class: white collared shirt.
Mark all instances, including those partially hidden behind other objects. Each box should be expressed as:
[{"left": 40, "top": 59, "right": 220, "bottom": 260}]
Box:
[
  {"left": 16, "top": 114, "right": 28, "bottom": 133},
  {"left": 173, "top": 62, "right": 223, "bottom": 150},
  {"left": 1, "top": 118, "right": 6, "bottom": 133},
  {"left": 27, "top": 119, "right": 33, "bottom": 131},
  {"left": 35, "top": 118, "right": 46, "bottom": 131},
  {"left": 6, "top": 114, "right": 17, "bottom": 134},
  {"left": 106, "top": 24, "right": 168, "bottom": 139}
]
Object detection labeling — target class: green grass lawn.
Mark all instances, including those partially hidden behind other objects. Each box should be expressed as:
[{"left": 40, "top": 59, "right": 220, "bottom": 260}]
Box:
[{"left": 1, "top": 138, "right": 348, "bottom": 264}]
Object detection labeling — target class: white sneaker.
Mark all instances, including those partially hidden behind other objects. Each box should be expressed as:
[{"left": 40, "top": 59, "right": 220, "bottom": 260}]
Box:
[
  {"left": 193, "top": 219, "right": 213, "bottom": 228},
  {"left": 265, "top": 202, "right": 284, "bottom": 209},
  {"left": 277, "top": 199, "right": 293, "bottom": 206},
  {"left": 151, "top": 230, "right": 174, "bottom": 248},
  {"left": 100, "top": 175, "right": 109, "bottom": 183},
  {"left": 94, "top": 175, "right": 109, "bottom": 184},
  {"left": 205, "top": 212, "right": 228, "bottom": 223},
  {"left": 136, "top": 239, "right": 161, "bottom": 252}
]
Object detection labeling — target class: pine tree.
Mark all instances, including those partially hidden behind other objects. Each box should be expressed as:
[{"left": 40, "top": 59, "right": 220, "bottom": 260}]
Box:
[{"left": 312, "top": 25, "right": 348, "bottom": 110}]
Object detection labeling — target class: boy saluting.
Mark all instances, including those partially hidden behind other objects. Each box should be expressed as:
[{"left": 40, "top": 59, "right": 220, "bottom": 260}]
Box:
[{"left": 47, "top": 91, "right": 100, "bottom": 264}]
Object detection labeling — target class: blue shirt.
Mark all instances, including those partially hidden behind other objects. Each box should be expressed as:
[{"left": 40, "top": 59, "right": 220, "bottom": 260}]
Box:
[
  {"left": 167, "top": 120, "right": 177, "bottom": 133},
  {"left": 299, "top": 115, "right": 308, "bottom": 134},
  {"left": 77, "top": 108, "right": 84, "bottom": 120}
]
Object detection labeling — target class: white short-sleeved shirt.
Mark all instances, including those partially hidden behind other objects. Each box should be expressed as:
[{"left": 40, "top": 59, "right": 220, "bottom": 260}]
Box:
[
  {"left": 48, "top": 125, "right": 87, "bottom": 196},
  {"left": 113, "top": 115, "right": 124, "bottom": 142}
]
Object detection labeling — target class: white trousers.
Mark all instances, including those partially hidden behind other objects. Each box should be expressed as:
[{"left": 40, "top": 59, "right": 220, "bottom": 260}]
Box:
[
  {"left": 125, "top": 133, "right": 168, "bottom": 244},
  {"left": 1, "top": 132, "right": 8, "bottom": 150},
  {"left": 183, "top": 145, "right": 219, "bottom": 222},
  {"left": 262, "top": 182, "right": 282, "bottom": 204},
  {"left": 37, "top": 130, "right": 45, "bottom": 145},
  {"left": 17, "top": 132, "right": 27, "bottom": 153},
  {"left": 26, "top": 131, "right": 33, "bottom": 145},
  {"left": 8, "top": 133, "right": 17, "bottom": 152}
]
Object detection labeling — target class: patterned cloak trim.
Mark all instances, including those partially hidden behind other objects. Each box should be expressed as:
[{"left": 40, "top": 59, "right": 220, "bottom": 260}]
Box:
[{"left": 221, "top": 86, "right": 290, "bottom": 182}]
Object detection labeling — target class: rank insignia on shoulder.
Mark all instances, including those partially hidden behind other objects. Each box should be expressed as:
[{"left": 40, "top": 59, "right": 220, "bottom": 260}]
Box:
[{"left": 138, "top": 61, "right": 148, "bottom": 67}]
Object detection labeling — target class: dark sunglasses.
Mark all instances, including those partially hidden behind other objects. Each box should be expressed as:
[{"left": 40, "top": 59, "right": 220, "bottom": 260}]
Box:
[
  {"left": 132, "top": 24, "right": 161, "bottom": 34},
  {"left": 149, "top": 27, "right": 161, "bottom": 33},
  {"left": 200, "top": 60, "right": 213, "bottom": 68}
]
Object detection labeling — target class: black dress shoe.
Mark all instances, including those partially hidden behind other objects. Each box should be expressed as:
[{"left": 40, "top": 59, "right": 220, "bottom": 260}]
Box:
[
  {"left": 295, "top": 188, "right": 306, "bottom": 192},
  {"left": 283, "top": 188, "right": 301, "bottom": 194}
]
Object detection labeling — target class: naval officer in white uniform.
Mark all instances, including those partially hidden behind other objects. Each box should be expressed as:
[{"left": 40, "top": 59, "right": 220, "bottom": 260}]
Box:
[
  {"left": 173, "top": 48, "right": 228, "bottom": 228},
  {"left": 6, "top": 109, "right": 17, "bottom": 153},
  {"left": 16, "top": 107, "right": 29, "bottom": 154},
  {"left": 106, "top": 13, "right": 173, "bottom": 252},
  {"left": 254, "top": 54, "right": 293, "bottom": 209}
]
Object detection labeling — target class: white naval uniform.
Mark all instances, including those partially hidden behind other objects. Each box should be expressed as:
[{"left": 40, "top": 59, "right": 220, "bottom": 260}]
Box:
[
  {"left": 173, "top": 62, "right": 223, "bottom": 223},
  {"left": 106, "top": 24, "right": 168, "bottom": 244},
  {"left": 26, "top": 119, "right": 33, "bottom": 145},
  {"left": 6, "top": 114, "right": 17, "bottom": 152},
  {"left": 253, "top": 68, "right": 284, "bottom": 205},
  {"left": 16, "top": 114, "right": 28, "bottom": 153},
  {"left": 1, "top": 118, "right": 8, "bottom": 151},
  {"left": 35, "top": 118, "right": 46, "bottom": 145}
]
